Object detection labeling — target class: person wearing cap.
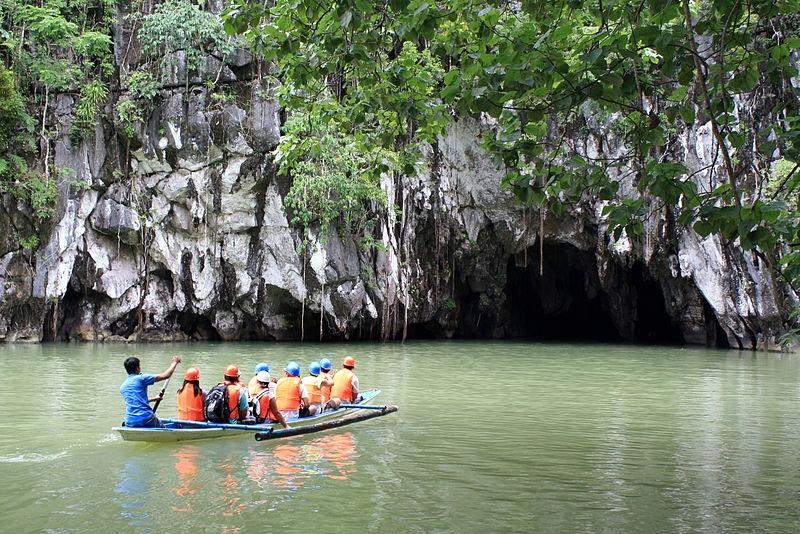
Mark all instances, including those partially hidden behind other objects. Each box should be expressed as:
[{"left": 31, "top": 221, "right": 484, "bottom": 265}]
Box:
[
  {"left": 250, "top": 371, "right": 289, "bottom": 429},
  {"left": 275, "top": 361, "right": 311, "bottom": 420},
  {"left": 331, "top": 357, "right": 359, "bottom": 404},
  {"left": 120, "top": 355, "right": 181, "bottom": 428},
  {"left": 247, "top": 362, "right": 273, "bottom": 395},
  {"left": 222, "top": 365, "right": 249, "bottom": 423},
  {"left": 176, "top": 367, "right": 205, "bottom": 421},
  {"left": 300, "top": 362, "right": 334, "bottom": 417},
  {"left": 319, "top": 358, "right": 334, "bottom": 406}
]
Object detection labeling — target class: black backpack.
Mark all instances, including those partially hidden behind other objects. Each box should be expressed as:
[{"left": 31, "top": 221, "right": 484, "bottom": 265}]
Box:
[{"left": 204, "top": 383, "right": 230, "bottom": 422}]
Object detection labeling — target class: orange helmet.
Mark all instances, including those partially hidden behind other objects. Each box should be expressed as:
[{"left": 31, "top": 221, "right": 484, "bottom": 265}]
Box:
[
  {"left": 224, "top": 365, "right": 240, "bottom": 377},
  {"left": 343, "top": 356, "right": 356, "bottom": 368},
  {"left": 184, "top": 367, "right": 200, "bottom": 381}
]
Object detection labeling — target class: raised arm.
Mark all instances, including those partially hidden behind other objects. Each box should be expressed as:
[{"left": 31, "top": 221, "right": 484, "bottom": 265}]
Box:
[{"left": 155, "top": 355, "right": 182, "bottom": 382}]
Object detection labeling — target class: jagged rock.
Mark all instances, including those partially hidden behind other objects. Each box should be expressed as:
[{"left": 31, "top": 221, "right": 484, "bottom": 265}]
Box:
[
  {"left": 0, "top": 9, "right": 793, "bottom": 349},
  {"left": 90, "top": 197, "right": 141, "bottom": 245}
]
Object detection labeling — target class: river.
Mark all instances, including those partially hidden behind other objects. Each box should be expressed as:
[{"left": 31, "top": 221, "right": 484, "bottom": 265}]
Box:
[{"left": 0, "top": 341, "right": 798, "bottom": 532}]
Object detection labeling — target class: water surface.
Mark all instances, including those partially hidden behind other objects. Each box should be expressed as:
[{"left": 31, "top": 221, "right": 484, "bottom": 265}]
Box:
[{"left": 0, "top": 341, "right": 798, "bottom": 532}]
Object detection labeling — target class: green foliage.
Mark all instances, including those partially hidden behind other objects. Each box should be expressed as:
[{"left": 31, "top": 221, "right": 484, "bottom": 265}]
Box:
[
  {"left": 1, "top": 1, "right": 115, "bottom": 226},
  {"left": 8, "top": 1, "right": 114, "bottom": 92},
  {"left": 16, "top": 4, "right": 78, "bottom": 41},
  {"left": 114, "top": 98, "right": 142, "bottom": 139},
  {"left": 18, "top": 234, "right": 39, "bottom": 250},
  {"left": 0, "top": 64, "right": 52, "bottom": 219},
  {"left": 279, "top": 105, "right": 388, "bottom": 249},
  {"left": 126, "top": 71, "right": 160, "bottom": 101},
  {"left": 3, "top": 171, "right": 59, "bottom": 220},
  {"left": 69, "top": 179, "right": 92, "bottom": 192},
  {"left": 766, "top": 158, "right": 800, "bottom": 210},
  {"left": 226, "top": 0, "right": 800, "bottom": 293},
  {"left": 71, "top": 79, "right": 109, "bottom": 140},
  {"left": 113, "top": 71, "right": 161, "bottom": 140},
  {"left": 139, "top": 0, "right": 233, "bottom": 73},
  {"left": 0, "top": 65, "right": 34, "bottom": 169}
]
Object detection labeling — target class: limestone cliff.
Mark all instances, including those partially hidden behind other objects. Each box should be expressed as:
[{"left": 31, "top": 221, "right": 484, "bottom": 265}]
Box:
[{"left": 0, "top": 9, "right": 795, "bottom": 350}]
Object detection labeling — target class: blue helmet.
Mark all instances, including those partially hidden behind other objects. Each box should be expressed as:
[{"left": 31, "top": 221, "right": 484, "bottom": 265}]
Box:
[
  {"left": 255, "top": 362, "right": 269, "bottom": 373},
  {"left": 319, "top": 358, "right": 332, "bottom": 371},
  {"left": 309, "top": 362, "right": 321, "bottom": 376},
  {"left": 285, "top": 361, "right": 301, "bottom": 377}
]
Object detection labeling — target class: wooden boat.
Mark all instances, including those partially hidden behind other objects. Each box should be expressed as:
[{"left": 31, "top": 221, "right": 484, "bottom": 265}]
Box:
[{"left": 113, "top": 389, "right": 381, "bottom": 443}]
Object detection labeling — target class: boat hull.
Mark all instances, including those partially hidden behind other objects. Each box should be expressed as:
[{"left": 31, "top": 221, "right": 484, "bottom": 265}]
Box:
[{"left": 113, "top": 389, "right": 380, "bottom": 443}]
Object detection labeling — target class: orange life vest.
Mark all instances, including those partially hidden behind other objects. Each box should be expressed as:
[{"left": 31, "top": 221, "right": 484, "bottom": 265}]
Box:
[
  {"left": 320, "top": 372, "right": 333, "bottom": 403},
  {"left": 225, "top": 382, "right": 243, "bottom": 420},
  {"left": 251, "top": 383, "right": 278, "bottom": 423},
  {"left": 331, "top": 368, "right": 355, "bottom": 402},
  {"left": 302, "top": 376, "right": 323, "bottom": 404},
  {"left": 276, "top": 376, "right": 302, "bottom": 411},
  {"left": 247, "top": 376, "right": 259, "bottom": 393},
  {"left": 176, "top": 385, "right": 205, "bottom": 421}
]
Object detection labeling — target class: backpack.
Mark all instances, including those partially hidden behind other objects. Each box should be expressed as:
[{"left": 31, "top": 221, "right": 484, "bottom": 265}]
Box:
[
  {"left": 250, "top": 388, "right": 270, "bottom": 420},
  {"left": 204, "top": 383, "right": 230, "bottom": 422}
]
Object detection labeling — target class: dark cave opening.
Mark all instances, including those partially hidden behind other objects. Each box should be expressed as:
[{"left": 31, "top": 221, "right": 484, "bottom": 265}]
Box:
[
  {"left": 176, "top": 311, "right": 221, "bottom": 341},
  {"left": 504, "top": 244, "right": 622, "bottom": 341},
  {"left": 503, "top": 243, "right": 685, "bottom": 344},
  {"left": 628, "top": 263, "right": 685, "bottom": 345},
  {"left": 43, "top": 284, "right": 83, "bottom": 342}
]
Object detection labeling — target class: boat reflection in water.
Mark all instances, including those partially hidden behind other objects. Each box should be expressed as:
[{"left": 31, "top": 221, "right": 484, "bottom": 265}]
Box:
[
  {"left": 244, "top": 432, "right": 359, "bottom": 489},
  {"left": 220, "top": 457, "right": 247, "bottom": 516},
  {"left": 172, "top": 446, "right": 203, "bottom": 512},
  {"left": 167, "top": 432, "right": 360, "bottom": 515},
  {"left": 114, "top": 456, "right": 151, "bottom": 528}
]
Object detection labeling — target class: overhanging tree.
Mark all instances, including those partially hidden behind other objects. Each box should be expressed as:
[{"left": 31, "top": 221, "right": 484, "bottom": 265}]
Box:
[{"left": 225, "top": 0, "right": 800, "bottom": 341}]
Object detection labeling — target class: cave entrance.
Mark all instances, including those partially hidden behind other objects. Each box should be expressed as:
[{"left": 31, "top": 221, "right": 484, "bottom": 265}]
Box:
[
  {"left": 504, "top": 243, "right": 621, "bottom": 341},
  {"left": 503, "top": 243, "right": 685, "bottom": 344},
  {"left": 628, "top": 263, "right": 685, "bottom": 344}
]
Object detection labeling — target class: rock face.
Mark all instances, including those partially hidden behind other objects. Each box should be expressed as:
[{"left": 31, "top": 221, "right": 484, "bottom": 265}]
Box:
[{"left": 0, "top": 13, "right": 795, "bottom": 350}]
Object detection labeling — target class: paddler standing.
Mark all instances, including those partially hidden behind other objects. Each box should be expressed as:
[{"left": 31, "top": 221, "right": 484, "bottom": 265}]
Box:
[{"left": 120, "top": 355, "right": 181, "bottom": 428}]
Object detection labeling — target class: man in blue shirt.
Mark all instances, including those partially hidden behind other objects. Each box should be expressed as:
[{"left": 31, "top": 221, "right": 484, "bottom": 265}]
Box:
[{"left": 120, "top": 355, "right": 181, "bottom": 427}]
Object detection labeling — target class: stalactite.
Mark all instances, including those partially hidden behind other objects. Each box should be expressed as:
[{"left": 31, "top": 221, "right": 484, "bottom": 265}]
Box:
[
  {"left": 300, "top": 250, "right": 306, "bottom": 342},
  {"left": 319, "top": 279, "right": 324, "bottom": 341},
  {"left": 539, "top": 174, "right": 545, "bottom": 277}
]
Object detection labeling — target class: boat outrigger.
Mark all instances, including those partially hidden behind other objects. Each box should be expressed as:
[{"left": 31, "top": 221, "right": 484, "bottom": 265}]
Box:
[{"left": 113, "top": 389, "right": 386, "bottom": 443}]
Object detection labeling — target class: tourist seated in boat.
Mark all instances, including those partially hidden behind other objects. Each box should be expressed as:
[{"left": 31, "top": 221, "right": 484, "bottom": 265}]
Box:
[
  {"left": 250, "top": 371, "right": 289, "bottom": 429},
  {"left": 222, "top": 365, "right": 249, "bottom": 423},
  {"left": 319, "top": 358, "right": 334, "bottom": 408},
  {"left": 119, "top": 355, "right": 181, "bottom": 428},
  {"left": 300, "top": 361, "right": 334, "bottom": 417},
  {"left": 176, "top": 367, "right": 205, "bottom": 421},
  {"left": 247, "top": 362, "right": 274, "bottom": 396},
  {"left": 331, "top": 357, "right": 359, "bottom": 404},
  {"left": 275, "top": 361, "right": 311, "bottom": 420}
]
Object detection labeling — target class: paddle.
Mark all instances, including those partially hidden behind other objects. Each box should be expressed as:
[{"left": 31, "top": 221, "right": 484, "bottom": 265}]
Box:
[{"left": 151, "top": 375, "right": 171, "bottom": 415}]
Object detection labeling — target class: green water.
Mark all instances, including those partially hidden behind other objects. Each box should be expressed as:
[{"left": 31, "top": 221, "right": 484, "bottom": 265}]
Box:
[{"left": 1, "top": 342, "right": 799, "bottom": 533}]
